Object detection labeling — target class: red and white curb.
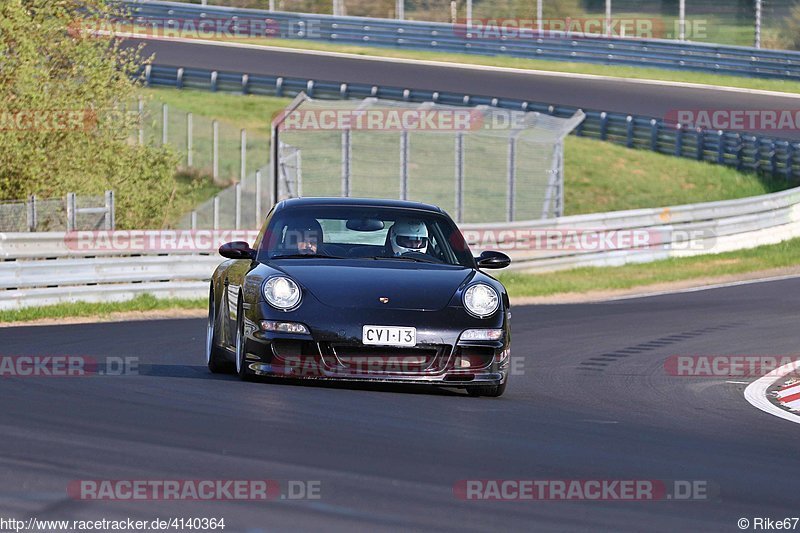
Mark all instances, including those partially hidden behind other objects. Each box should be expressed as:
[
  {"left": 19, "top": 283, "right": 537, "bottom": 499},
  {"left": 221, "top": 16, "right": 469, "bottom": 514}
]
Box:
[
  {"left": 774, "top": 380, "right": 800, "bottom": 410},
  {"left": 744, "top": 362, "right": 800, "bottom": 425}
]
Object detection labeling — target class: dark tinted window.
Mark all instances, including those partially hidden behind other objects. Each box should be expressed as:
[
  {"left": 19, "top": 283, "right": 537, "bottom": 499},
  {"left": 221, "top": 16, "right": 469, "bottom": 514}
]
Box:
[{"left": 257, "top": 205, "right": 474, "bottom": 267}]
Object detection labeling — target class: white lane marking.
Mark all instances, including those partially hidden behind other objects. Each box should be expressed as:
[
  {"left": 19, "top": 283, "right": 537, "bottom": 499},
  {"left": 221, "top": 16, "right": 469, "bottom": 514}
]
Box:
[
  {"left": 744, "top": 361, "right": 800, "bottom": 424},
  {"left": 599, "top": 273, "right": 800, "bottom": 302},
  {"left": 113, "top": 32, "right": 800, "bottom": 100},
  {"left": 726, "top": 381, "right": 749, "bottom": 384}
]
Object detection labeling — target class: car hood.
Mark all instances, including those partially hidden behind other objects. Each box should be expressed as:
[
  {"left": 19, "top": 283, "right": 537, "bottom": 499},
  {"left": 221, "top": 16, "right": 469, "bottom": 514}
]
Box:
[{"left": 272, "top": 260, "right": 474, "bottom": 311}]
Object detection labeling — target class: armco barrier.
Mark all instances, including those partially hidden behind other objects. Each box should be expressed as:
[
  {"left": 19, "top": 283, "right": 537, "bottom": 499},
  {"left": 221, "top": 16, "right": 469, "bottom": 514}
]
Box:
[
  {"left": 3, "top": 189, "right": 800, "bottom": 309},
  {"left": 141, "top": 63, "right": 800, "bottom": 181},
  {"left": 0, "top": 230, "right": 257, "bottom": 309},
  {"left": 122, "top": 0, "right": 800, "bottom": 81}
]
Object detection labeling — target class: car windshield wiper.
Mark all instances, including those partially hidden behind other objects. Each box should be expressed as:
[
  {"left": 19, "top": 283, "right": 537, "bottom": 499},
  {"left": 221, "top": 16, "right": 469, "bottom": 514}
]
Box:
[
  {"left": 368, "top": 255, "right": 439, "bottom": 264},
  {"left": 271, "top": 253, "right": 344, "bottom": 259}
]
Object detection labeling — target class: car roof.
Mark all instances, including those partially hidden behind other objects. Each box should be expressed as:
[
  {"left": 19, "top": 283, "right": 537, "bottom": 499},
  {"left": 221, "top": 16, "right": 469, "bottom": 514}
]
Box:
[{"left": 276, "top": 197, "right": 444, "bottom": 214}]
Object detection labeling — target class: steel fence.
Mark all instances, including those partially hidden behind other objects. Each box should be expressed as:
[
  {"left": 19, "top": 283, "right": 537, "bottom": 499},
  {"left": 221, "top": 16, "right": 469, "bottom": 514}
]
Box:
[
  {"left": 137, "top": 99, "right": 270, "bottom": 184},
  {"left": 133, "top": 98, "right": 273, "bottom": 230},
  {"left": 177, "top": 165, "right": 272, "bottom": 229},
  {"left": 142, "top": 0, "right": 797, "bottom": 49},
  {"left": 122, "top": 0, "right": 800, "bottom": 79},
  {"left": 0, "top": 193, "right": 115, "bottom": 232},
  {"left": 269, "top": 94, "right": 584, "bottom": 223}
]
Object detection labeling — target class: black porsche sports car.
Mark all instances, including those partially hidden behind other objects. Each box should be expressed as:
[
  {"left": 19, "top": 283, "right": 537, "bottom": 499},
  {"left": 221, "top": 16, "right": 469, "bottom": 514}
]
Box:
[{"left": 206, "top": 197, "right": 512, "bottom": 397}]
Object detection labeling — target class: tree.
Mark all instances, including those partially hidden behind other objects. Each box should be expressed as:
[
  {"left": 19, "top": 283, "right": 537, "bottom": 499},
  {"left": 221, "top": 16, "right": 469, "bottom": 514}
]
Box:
[
  {"left": 0, "top": 0, "right": 179, "bottom": 228},
  {"left": 779, "top": 2, "right": 800, "bottom": 50}
]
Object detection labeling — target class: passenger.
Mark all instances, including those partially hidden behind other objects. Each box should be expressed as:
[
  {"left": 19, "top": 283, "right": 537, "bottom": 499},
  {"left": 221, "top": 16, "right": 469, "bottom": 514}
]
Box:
[{"left": 389, "top": 219, "right": 429, "bottom": 256}]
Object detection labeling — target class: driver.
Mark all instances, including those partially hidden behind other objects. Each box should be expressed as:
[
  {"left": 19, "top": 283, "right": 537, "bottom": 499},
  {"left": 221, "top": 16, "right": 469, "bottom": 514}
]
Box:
[
  {"left": 285, "top": 217, "right": 323, "bottom": 255},
  {"left": 389, "top": 219, "right": 429, "bottom": 256}
]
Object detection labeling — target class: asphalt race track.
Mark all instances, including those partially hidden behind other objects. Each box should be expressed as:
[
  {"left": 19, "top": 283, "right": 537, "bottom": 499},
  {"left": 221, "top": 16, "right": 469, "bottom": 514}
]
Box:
[
  {"left": 124, "top": 37, "right": 800, "bottom": 141},
  {"left": 2, "top": 277, "right": 799, "bottom": 531}
]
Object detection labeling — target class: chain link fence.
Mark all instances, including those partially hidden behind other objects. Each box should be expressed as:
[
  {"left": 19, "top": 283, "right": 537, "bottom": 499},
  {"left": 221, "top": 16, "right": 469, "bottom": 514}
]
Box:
[
  {"left": 137, "top": 99, "right": 270, "bottom": 185},
  {"left": 270, "top": 94, "right": 583, "bottom": 224},
  {"left": 0, "top": 193, "right": 114, "bottom": 232},
  {"left": 169, "top": 94, "right": 583, "bottom": 229},
  {"left": 176, "top": 164, "right": 272, "bottom": 229},
  {"left": 135, "top": 98, "right": 273, "bottom": 229}
]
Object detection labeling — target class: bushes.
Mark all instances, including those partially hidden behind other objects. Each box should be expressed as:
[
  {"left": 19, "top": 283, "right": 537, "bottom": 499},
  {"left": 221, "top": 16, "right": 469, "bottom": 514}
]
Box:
[
  {"left": 0, "top": 0, "right": 179, "bottom": 229},
  {"left": 779, "top": 3, "right": 800, "bottom": 50}
]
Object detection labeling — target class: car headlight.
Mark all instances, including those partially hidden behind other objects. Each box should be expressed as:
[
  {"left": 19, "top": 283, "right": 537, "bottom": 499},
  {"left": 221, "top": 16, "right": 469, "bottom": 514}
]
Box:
[
  {"left": 263, "top": 276, "right": 302, "bottom": 310},
  {"left": 463, "top": 283, "right": 500, "bottom": 318}
]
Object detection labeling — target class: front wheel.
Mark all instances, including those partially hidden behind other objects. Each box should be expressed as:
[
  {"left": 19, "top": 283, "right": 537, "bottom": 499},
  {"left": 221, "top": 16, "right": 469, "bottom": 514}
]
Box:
[
  {"left": 207, "top": 285, "right": 233, "bottom": 374},
  {"left": 467, "top": 382, "right": 507, "bottom": 398},
  {"left": 234, "top": 298, "right": 255, "bottom": 381}
]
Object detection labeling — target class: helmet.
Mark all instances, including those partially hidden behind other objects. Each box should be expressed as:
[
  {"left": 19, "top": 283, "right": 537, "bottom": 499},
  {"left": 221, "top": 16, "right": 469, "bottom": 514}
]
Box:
[
  {"left": 284, "top": 216, "right": 323, "bottom": 253},
  {"left": 390, "top": 219, "right": 428, "bottom": 255}
]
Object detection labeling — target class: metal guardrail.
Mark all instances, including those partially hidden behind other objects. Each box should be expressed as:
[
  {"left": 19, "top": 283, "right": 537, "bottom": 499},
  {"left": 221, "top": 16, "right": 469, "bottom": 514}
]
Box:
[
  {"left": 141, "top": 63, "right": 800, "bottom": 182},
  {"left": 0, "top": 230, "right": 257, "bottom": 310},
  {"left": 0, "top": 230, "right": 259, "bottom": 259},
  {"left": 2, "top": 189, "right": 800, "bottom": 309},
  {"left": 122, "top": 0, "right": 800, "bottom": 81}
]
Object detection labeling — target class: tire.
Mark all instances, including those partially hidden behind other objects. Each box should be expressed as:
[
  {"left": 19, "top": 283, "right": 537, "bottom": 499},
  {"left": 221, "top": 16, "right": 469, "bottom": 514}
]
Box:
[
  {"left": 206, "top": 285, "right": 233, "bottom": 374},
  {"left": 234, "top": 297, "right": 255, "bottom": 381},
  {"left": 467, "top": 382, "right": 507, "bottom": 398}
]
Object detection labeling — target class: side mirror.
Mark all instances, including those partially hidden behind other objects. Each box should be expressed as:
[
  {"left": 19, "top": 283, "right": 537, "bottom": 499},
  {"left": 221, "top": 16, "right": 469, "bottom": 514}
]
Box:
[
  {"left": 475, "top": 250, "right": 511, "bottom": 269},
  {"left": 219, "top": 241, "right": 255, "bottom": 260}
]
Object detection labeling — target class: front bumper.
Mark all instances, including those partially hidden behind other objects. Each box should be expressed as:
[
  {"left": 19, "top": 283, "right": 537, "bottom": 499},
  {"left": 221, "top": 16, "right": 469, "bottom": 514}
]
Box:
[
  {"left": 240, "top": 298, "right": 510, "bottom": 386},
  {"left": 248, "top": 363, "right": 506, "bottom": 386},
  {"left": 243, "top": 328, "right": 509, "bottom": 386}
]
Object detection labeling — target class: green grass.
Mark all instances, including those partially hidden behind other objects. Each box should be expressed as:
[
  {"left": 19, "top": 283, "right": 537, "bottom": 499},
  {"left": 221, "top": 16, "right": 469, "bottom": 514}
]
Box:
[
  {"left": 170, "top": 34, "right": 800, "bottom": 95},
  {"left": 140, "top": 88, "right": 288, "bottom": 181},
  {"left": 0, "top": 294, "right": 205, "bottom": 324},
  {"left": 497, "top": 237, "right": 800, "bottom": 298},
  {"left": 143, "top": 87, "right": 288, "bottom": 137},
  {"left": 563, "top": 136, "right": 785, "bottom": 214}
]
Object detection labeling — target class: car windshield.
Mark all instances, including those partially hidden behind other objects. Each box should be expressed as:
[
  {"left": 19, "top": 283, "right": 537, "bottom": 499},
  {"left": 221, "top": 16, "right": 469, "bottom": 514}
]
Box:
[{"left": 256, "top": 205, "right": 474, "bottom": 267}]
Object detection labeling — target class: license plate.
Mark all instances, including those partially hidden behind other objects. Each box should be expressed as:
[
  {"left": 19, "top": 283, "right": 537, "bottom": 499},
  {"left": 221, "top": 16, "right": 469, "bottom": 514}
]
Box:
[{"left": 362, "top": 325, "right": 416, "bottom": 347}]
